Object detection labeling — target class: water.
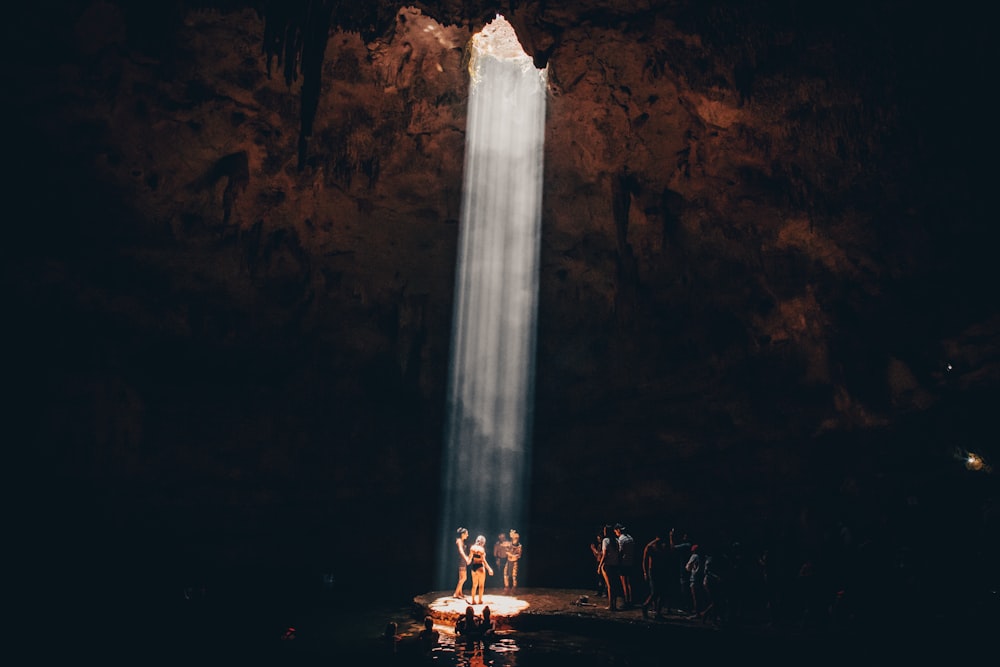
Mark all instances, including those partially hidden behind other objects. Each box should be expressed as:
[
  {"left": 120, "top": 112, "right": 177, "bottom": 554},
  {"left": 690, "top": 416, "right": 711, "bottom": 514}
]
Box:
[
  {"left": 72, "top": 580, "right": 968, "bottom": 666},
  {"left": 274, "top": 601, "right": 672, "bottom": 666},
  {"left": 265, "top": 599, "right": 896, "bottom": 667}
]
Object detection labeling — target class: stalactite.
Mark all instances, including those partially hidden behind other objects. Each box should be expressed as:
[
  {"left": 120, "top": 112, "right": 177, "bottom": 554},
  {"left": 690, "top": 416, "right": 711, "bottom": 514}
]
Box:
[{"left": 257, "top": 1, "right": 395, "bottom": 169}]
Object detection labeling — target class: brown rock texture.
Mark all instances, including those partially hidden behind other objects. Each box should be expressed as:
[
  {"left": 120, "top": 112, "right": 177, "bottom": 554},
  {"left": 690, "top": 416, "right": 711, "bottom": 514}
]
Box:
[{"left": 10, "top": 1, "right": 996, "bottom": 595}]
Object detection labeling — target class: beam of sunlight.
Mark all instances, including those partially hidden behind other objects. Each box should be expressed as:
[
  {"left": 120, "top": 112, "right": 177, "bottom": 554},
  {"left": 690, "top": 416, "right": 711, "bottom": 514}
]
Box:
[{"left": 437, "top": 15, "right": 547, "bottom": 589}]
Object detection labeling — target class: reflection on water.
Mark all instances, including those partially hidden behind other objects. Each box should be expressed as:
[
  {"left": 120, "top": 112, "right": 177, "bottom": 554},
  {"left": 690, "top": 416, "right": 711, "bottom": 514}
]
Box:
[
  {"left": 437, "top": 633, "right": 520, "bottom": 666},
  {"left": 282, "top": 602, "right": 634, "bottom": 666},
  {"left": 170, "top": 592, "right": 887, "bottom": 667},
  {"left": 401, "top": 626, "right": 617, "bottom": 667}
]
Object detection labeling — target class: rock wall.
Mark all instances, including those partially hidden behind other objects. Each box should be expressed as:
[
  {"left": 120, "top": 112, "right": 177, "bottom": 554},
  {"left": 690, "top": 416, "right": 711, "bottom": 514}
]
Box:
[{"left": 11, "top": 1, "right": 995, "bottom": 592}]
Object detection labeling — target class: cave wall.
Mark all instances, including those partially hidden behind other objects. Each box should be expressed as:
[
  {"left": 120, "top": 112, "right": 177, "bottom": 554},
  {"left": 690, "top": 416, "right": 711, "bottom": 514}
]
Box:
[{"left": 10, "top": 1, "right": 996, "bottom": 593}]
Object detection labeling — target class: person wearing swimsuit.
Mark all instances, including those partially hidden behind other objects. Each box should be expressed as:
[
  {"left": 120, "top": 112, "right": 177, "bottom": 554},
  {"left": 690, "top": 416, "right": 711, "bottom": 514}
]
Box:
[
  {"left": 453, "top": 527, "right": 472, "bottom": 599},
  {"left": 469, "top": 535, "right": 494, "bottom": 604}
]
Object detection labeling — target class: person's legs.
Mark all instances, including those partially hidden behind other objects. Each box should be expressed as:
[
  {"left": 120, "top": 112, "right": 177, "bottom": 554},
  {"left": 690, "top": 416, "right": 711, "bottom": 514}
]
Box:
[
  {"left": 602, "top": 566, "right": 618, "bottom": 610},
  {"left": 700, "top": 580, "right": 715, "bottom": 622},
  {"left": 454, "top": 566, "right": 467, "bottom": 598},
  {"left": 472, "top": 570, "right": 485, "bottom": 604},
  {"left": 503, "top": 560, "right": 511, "bottom": 591},
  {"left": 619, "top": 568, "right": 633, "bottom": 606},
  {"left": 509, "top": 560, "right": 519, "bottom": 590},
  {"left": 642, "top": 571, "right": 657, "bottom": 618}
]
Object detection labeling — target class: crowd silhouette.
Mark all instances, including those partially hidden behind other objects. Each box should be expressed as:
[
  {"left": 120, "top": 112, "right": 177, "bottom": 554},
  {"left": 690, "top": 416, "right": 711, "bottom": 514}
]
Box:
[{"left": 587, "top": 492, "right": 998, "bottom": 635}]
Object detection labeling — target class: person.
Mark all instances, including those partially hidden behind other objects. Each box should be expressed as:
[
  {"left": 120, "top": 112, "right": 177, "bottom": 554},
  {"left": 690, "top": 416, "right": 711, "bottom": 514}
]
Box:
[
  {"left": 641, "top": 531, "right": 669, "bottom": 619},
  {"left": 669, "top": 528, "right": 693, "bottom": 613},
  {"left": 454, "top": 527, "right": 472, "bottom": 599},
  {"left": 505, "top": 529, "right": 523, "bottom": 592},
  {"left": 418, "top": 615, "right": 439, "bottom": 649},
  {"left": 700, "top": 551, "right": 728, "bottom": 626},
  {"left": 382, "top": 621, "right": 399, "bottom": 638},
  {"left": 615, "top": 524, "right": 636, "bottom": 607},
  {"left": 493, "top": 532, "right": 510, "bottom": 578},
  {"left": 379, "top": 620, "right": 400, "bottom": 656},
  {"left": 590, "top": 530, "right": 607, "bottom": 595},
  {"left": 469, "top": 534, "right": 494, "bottom": 604},
  {"left": 456, "top": 605, "right": 477, "bottom": 636},
  {"left": 597, "top": 524, "right": 621, "bottom": 610},
  {"left": 477, "top": 605, "right": 495, "bottom": 639},
  {"left": 685, "top": 544, "right": 704, "bottom": 617}
]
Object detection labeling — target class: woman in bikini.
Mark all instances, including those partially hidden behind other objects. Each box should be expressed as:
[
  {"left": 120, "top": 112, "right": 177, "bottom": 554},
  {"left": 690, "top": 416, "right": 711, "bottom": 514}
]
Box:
[
  {"left": 468, "top": 534, "right": 494, "bottom": 605},
  {"left": 453, "top": 527, "right": 472, "bottom": 599}
]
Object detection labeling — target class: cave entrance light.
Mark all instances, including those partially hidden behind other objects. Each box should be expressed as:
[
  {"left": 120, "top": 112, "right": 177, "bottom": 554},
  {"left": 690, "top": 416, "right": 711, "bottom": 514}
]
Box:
[{"left": 436, "top": 15, "right": 547, "bottom": 590}]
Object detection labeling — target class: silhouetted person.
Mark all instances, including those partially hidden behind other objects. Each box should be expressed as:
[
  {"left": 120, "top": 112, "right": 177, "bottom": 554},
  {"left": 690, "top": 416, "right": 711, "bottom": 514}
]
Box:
[
  {"left": 477, "top": 605, "right": 495, "bottom": 640},
  {"left": 456, "top": 605, "right": 477, "bottom": 636},
  {"left": 598, "top": 524, "right": 621, "bottom": 610},
  {"left": 615, "top": 524, "right": 636, "bottom": 607},
  {"left": 670, "top": 528, "right": 693, "bottom": 613},
  {"left": 453, "top": 527, "right": 472, "bottom": 599},
  {"left": 641, "top": 531, "right": 670, "bottom": 619},
  {"left": 699, "top": 552, "right": 729, "bottom": 626},
  {"left": 418, "top": 615, "right": 439, "bottom": 650},
  {"left": 685, "top": 544, "right": 704, "bottom": 616},
  {"left": 379, "top": 620, "right": 400, "bottom": 656},
  {"left": 590, "top": 530, "right": 607, "bottom": 595}
]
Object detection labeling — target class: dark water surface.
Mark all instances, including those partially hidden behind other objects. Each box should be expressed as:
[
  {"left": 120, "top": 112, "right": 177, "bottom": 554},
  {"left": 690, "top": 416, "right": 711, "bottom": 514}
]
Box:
[
  {"left": 41, "top": 566, "right": 989, "bottom": 666},
  {"left": 280, "top": 601, "right": 645, "bottom": 666}
]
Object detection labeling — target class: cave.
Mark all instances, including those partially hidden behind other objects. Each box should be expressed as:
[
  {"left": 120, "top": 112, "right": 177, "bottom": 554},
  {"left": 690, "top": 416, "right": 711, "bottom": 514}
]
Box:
[{"left": 10, "top": 1, "right": 997, "bottom": 664}]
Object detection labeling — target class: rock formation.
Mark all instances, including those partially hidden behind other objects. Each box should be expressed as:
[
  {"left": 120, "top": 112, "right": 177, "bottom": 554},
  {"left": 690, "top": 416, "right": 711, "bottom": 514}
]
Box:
[{"left": 11, "top": 1, "right": 995, "bottom": 591}]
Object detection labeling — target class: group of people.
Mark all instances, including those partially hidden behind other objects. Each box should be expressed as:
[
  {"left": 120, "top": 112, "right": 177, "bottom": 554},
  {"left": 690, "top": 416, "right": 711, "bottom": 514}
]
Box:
[
  {"left": 591, "top": 523, "right": 725, "bottom": 622},
  {"left": 455, "top": 604, "right": 495, "bottom": 640},
  {"left": 453, "top": 527, "right": 523, "bottom": 602},
  {"left": 591, "top": 523, "right": 638, "bottom": 611},
  {"left": 638, "top": 527, "right": 725, "bottom": 622}
]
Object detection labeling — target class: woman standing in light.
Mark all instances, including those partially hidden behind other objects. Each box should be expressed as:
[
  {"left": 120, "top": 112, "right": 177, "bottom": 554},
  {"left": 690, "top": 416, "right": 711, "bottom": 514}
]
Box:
[
  {"left": 469, "top": 534, "right": 495, "bottom": 604},
  {"left": 453, "top": 527, "right": 472, "bottom": 599}
]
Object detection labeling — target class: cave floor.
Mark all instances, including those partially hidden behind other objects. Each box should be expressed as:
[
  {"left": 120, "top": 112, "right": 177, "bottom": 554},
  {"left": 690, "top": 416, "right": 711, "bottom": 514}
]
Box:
[{"left": 414, "top": 586, "right": 722, "bottom": 631}]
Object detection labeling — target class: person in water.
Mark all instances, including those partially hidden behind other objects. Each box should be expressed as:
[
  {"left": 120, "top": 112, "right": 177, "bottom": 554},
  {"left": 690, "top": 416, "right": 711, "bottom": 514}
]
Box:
[
  {"left": 418, "top": 615, "right": 439, "bottom": 650},
  {"left": 455, "top": 605, "right": 477, "bottom": 636},
  {"left": 469, "top": 534, "right": 495, "bottom": 604},
  {"left": 478, "top": 605, "right": 495, "bottom": 638}
]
